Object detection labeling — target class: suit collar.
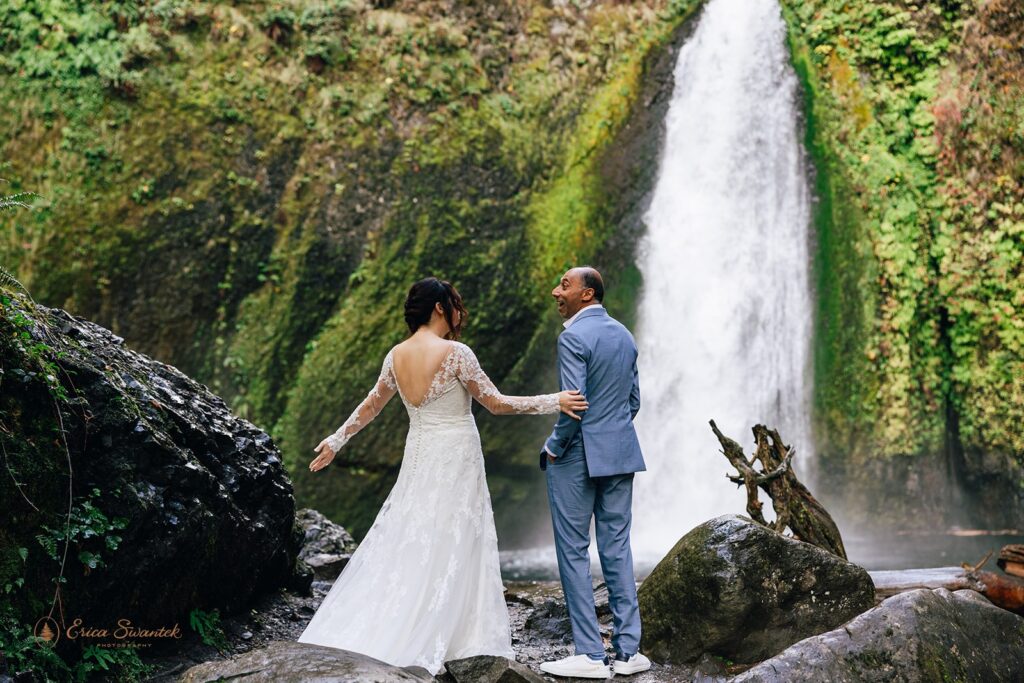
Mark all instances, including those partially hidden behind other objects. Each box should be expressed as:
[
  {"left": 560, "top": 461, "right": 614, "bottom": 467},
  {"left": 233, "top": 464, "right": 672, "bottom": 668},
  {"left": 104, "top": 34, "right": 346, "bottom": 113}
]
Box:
[{"left": 562, "top": 304, "right": 606, "bottom": 329}]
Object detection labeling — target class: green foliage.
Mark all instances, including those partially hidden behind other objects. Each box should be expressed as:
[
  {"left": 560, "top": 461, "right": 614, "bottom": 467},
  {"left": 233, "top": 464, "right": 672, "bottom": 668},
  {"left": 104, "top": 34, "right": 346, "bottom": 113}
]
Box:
[
  {"left": 74, "top": 645, "right": 154, "bottom": 683},
  {"left": 188, "top": 607, "right": 230, "bottom": 652},
  {"left": 0, "top": 0, "right": 707, "bottom": 537},
  {"left": 0, "top": 528, "right": 149, "bottom": 683},
  {"left": 0, "top": 602, "right": 75, "bottom": 682},
  {"left": 2, "top": 297, "right": 70, "bottom": 402},
  {"left": 784, "top": 0, "right": 1022, "bottom": 484},
  {"left": 930, "top": 0, "right": 1024, "bottom": 458},
  {"left": 0, "top": 179, "right": 40, "bottom": 300},
  {"left": 258, "top": 6, "right": 297, "bottom": 42},
  {"left": 36, "top": 487, "right": 128, "bottom": 572},
  {"left": 781, "top": 0, "right": 966, "bottom": 456},
  {"left": 0, "top": 0, "right": 148, "bottom": 92}
]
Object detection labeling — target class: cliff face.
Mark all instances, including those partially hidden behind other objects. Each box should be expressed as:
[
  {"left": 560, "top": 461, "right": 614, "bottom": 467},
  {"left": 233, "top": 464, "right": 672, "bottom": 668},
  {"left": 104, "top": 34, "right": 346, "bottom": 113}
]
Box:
[
  {"left": 780, "top": 0, "right": 1024, "bottom": 528},
  {"left": 4, "top": 0, "right": 1021, "bottom": 539},
  {"left": 1, "top": 0, "right": 702, "bottom": 539}
]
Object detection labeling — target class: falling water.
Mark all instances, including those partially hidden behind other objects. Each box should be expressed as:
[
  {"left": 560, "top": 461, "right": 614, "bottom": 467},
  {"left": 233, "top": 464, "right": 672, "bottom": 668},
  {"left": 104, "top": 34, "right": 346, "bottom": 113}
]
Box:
[{"left": 630, "top": 0, "right": 815, "bottom": 561}]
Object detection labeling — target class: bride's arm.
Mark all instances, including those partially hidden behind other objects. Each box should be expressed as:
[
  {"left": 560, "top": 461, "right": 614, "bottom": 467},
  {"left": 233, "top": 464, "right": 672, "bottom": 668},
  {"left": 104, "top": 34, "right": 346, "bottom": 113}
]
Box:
[
  {"left": 453, "top": 343, "right": 586, "bottom": 418},
  {"left": 310, "top": 349, "right": 398, "bottom": 471}
]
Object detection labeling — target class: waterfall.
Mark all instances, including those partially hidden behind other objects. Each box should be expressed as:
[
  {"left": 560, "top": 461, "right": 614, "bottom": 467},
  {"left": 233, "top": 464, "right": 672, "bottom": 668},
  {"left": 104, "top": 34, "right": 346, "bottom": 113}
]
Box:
[{"left": 630, "top": 0, "right": 815, "bottom": 561}]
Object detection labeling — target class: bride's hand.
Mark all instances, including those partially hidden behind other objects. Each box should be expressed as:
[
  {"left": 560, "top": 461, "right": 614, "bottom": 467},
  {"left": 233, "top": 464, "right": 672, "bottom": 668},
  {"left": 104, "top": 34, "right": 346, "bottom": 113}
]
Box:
[
  {"left": 309, "top": 439, "right": 337, "bottom": 472},
  {"left": 558, "top": 389, "right": 588, "bottom": 420}
]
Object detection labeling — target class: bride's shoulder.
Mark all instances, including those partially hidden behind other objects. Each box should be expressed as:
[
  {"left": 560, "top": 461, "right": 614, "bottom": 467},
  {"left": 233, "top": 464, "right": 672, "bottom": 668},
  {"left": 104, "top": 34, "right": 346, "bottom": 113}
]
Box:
[
  {"left": 382, "top": 343, "right": 402, "bottom": 365},
  {"left": 448, "top": 340, "right": 478, "bottom": 364},
  {"left": 449, "top": 340, "right": 474, "bottom": 355}
]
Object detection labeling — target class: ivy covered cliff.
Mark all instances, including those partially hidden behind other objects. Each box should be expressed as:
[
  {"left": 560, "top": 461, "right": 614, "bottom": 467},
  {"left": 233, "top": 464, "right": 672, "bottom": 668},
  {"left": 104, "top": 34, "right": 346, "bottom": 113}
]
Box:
[
  {"left": 0, "top": 0, "right": 701, "bottom": 541},
  {"left": 780, "top": 0, "right": 1023, "bottom": 527}
]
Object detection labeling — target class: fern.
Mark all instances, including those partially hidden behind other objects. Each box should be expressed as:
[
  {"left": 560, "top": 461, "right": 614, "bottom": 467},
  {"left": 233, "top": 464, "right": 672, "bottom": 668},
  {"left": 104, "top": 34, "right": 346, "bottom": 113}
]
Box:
[
  {"left": 189, "top": 607, "right": 230, "bottom": 652},
  {"left": 0, "top": 178, "right": 40, "bottom": 302},
  {"left": 0, "top": 191, "right": 39, "bottom": 211},
  {"left": 0, "top": 265, "right": 32, "bottom": 299}
]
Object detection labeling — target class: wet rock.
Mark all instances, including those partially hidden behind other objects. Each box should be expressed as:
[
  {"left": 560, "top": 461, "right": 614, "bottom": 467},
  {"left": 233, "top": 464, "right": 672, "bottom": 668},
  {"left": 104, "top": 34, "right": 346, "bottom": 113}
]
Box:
[
  {"left": 180, "top": 640, "right": 433, "bottom": 682},
  {"left": 444, "top": 655, "right": 545, "bottom": 682},
  {"left": 638, "top": 514, "right": 874, "bottom": 664},
  {"left": 0, "top": 296, "right": 302, "bottom": 657},
  {"left": 731, "top": 588, "right": 1024, "bottom": 682},
  {"left": 692, "top": 652, "right": 729, "bottom": 679},
  {"left": 592, "top": 581, "right": 612, "bottom": 618},
  {"left": 520, "top": 581, "right": 611, "bottom": 644},
  {"left": 523, "top": 598, "right": 574, "bottom": 644},
  {"left": 297, "top": 507, "right": 359, "bottom": 580}
]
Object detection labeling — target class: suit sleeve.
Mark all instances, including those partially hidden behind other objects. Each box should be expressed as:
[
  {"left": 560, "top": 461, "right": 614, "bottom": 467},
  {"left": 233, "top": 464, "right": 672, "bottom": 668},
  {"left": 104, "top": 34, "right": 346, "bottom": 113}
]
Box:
[
  {"left": 542, "top": 332, "right": 589, "bottom": 458},
  {"left": 629, "top": 354, "right": 641, "bottom": 420}
]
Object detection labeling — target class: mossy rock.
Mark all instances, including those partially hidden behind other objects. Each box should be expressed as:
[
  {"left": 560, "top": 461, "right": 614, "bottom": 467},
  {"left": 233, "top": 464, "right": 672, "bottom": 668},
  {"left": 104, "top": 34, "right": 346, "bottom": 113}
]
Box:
[
  {"left": 732, "top": 588, "right": 1024, "bottom": 682},
  {"left": 638, "top": 514, "right": 874, "bottom": 664}
]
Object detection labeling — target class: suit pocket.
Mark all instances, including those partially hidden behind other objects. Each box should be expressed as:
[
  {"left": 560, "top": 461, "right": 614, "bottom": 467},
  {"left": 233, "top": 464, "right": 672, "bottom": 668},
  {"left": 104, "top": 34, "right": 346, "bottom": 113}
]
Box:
[{"left": 550, "top": 447, "right": 585, "bottom": 467}]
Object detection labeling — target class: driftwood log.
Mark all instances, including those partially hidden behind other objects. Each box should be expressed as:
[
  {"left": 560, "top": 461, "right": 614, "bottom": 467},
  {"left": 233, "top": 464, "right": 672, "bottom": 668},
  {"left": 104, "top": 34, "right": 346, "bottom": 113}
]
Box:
[
  {"left": 870, "top": 564, "right": 1024, "bottom": 615},
  {"left": 971, "top": 570, "right": 1024, "bottom": 614},
  {"left": 998, "top": 544, "right": 1024, "bottom": 579},
  {"left": 709, "top": 420, "right": 847, "bottom": 560},
  {"left": 961, "top": 551, "right": 1024, "bottom": 615},
  {"left": 869, "top": 567, "right": 980, "bottom": 601}
]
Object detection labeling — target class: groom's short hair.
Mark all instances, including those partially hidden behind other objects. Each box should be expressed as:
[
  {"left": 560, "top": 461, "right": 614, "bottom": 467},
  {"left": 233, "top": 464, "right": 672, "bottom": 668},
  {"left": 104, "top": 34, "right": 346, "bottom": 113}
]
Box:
[{"left": 577, "top": 266, "right": 604, "bottom": 303}]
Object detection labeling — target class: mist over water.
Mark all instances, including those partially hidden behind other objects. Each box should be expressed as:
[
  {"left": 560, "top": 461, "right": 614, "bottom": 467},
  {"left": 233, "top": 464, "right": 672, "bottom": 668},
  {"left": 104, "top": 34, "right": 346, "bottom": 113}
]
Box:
[{"left": 629, "top": 0, "right": 815, "bottom": 562}]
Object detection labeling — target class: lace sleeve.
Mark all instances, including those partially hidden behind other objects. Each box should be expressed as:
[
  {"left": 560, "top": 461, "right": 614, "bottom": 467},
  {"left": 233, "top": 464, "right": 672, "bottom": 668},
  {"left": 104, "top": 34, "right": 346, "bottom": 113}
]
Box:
[
  {"left": 323, "top": 349, "right": 398, "bottom": 454},
  {"left": 452, "top": 343, "right": 560, "bottom": 415}
]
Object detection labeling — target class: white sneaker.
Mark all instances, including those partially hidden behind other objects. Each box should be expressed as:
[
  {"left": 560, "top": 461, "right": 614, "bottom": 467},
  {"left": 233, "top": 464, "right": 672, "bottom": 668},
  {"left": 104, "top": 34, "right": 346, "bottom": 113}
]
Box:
[
  {"left": 539, "top": 654, "right": 611, "bottom": 679},
  {"left": 612, "top": 652, "right": 651, "bottom": 675}
]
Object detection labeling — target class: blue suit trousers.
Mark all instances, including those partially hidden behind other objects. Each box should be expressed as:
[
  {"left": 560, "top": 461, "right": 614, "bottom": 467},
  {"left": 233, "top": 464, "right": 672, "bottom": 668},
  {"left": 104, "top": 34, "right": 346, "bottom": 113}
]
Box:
[{"left": 545, "top": 441, "right": 641, "bottom": 658}]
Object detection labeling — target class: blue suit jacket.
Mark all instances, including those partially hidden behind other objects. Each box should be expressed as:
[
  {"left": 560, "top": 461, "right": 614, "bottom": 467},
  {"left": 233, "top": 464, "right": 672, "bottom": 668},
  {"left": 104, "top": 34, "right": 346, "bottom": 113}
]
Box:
[{"left": 540, "top": 306, "right": 646, "bottom": 477}]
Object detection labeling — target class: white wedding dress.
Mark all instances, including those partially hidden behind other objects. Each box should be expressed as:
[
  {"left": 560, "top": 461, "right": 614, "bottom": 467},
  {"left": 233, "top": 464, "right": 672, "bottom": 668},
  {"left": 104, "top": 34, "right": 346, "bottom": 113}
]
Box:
[{"left": 297, "top": 340, "right": 561, "bottom": 674}]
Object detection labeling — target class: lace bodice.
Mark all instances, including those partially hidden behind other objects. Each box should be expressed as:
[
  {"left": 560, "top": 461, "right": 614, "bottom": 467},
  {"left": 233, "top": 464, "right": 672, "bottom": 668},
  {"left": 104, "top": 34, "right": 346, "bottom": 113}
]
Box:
[{"left": 322, "top": 341, "right": 561, "bottom": 454}]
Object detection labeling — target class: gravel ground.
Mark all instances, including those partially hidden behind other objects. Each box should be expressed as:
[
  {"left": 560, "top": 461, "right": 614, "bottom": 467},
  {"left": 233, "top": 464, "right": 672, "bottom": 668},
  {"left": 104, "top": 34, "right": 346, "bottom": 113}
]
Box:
[{"left": 139, "top": 578, "right": 746, "bottom": 682}]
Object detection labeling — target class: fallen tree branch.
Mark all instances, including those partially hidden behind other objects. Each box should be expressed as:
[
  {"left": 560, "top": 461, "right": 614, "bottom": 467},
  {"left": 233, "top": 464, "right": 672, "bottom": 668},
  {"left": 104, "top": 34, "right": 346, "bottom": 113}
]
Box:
[
  {"left": 968, "top": 570, "right": 1024, "bottom": 615},
  {"left": 710, "top": 419, "right": 847, "bottom": 559}
]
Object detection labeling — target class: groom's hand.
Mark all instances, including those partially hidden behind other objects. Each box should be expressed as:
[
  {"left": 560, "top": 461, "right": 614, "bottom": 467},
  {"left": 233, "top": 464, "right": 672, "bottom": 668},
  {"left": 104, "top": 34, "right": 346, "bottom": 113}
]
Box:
[{"left": 547, "top": 453, "right": 556, "bottom": 464}]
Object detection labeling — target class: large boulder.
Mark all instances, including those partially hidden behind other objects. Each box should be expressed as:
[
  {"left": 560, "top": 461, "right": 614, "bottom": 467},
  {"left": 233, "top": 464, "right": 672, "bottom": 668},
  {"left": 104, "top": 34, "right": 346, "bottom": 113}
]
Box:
[
  {"left": 0, "top": 296, "right": 302, "bottom": 659},
  {"left": 180, "top": 641, "right": 433, "bottom": 682},
  {"left": 638, "top": 514, "right": 874, "bottom": 664},
  {"left": 732, "top": 588, "right": 1024, "bottom": 682}
]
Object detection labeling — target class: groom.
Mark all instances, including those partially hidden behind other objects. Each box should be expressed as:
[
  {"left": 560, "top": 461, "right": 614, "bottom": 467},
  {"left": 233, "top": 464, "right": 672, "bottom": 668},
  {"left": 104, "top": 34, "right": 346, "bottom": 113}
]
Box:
[{"left": 539, "top": 266, "right": 650, "bottom": 679}]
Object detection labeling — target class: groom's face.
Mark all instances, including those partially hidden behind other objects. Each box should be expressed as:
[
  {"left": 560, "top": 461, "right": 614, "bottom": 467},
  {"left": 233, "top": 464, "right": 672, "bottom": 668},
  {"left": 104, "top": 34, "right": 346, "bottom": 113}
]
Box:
[{"left": 552, "top": 269, "right": 589, "bottom": 319}]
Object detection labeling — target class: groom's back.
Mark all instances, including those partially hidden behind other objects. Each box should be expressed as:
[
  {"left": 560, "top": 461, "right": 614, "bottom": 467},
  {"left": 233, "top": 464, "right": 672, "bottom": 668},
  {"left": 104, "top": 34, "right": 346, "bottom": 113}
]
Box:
[{"left": 567, "top": 311, "right": 645, "bottom": 477}]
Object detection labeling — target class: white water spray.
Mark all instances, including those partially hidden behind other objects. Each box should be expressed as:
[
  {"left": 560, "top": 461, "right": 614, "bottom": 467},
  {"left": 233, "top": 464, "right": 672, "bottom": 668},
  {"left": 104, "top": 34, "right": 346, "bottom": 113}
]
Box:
[{"left": 631, "top": 0, "right": 815, "bottom": 561}]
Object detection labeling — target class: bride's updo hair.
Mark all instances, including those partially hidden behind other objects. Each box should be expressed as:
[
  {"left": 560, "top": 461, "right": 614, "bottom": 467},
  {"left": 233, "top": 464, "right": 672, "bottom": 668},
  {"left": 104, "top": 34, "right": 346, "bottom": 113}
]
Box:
[{"left": 404, "top": 277, "right": 468, "bottom": 340}]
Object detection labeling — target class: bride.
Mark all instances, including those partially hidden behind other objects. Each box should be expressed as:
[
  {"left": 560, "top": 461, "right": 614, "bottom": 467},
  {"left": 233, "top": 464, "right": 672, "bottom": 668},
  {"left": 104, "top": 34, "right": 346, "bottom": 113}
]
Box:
[{"left": 299, "top": 276, "right": 588, "bottom": 674}]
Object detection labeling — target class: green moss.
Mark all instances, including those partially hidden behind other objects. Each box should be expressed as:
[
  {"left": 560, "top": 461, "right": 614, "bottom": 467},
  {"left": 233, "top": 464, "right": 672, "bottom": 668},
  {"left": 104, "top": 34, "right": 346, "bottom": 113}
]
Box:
[
  {"left": 268, "top": 1, "right": 703, "bottom": 536},
  {"left": 0, "top": 1, "right": 711, "bottom": 537},
  {"left": 784, "top": 13, "right": 880, "bottom": 463},
  {"left": 779, "top": 1, "right": 964, "bottom": 464}
]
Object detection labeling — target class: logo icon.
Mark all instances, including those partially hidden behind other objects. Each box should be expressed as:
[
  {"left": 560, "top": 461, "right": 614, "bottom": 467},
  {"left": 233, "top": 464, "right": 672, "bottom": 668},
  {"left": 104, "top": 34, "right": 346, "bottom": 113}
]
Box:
[{"left": 33, "top": 616, "right": 61, "bottom": 648}]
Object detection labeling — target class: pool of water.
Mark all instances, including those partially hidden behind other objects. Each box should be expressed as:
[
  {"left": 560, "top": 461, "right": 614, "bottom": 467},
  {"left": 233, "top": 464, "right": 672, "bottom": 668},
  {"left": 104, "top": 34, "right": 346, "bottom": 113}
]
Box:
[{"left": 499, "top": 529, "right": 1024, "bottom": 582}]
